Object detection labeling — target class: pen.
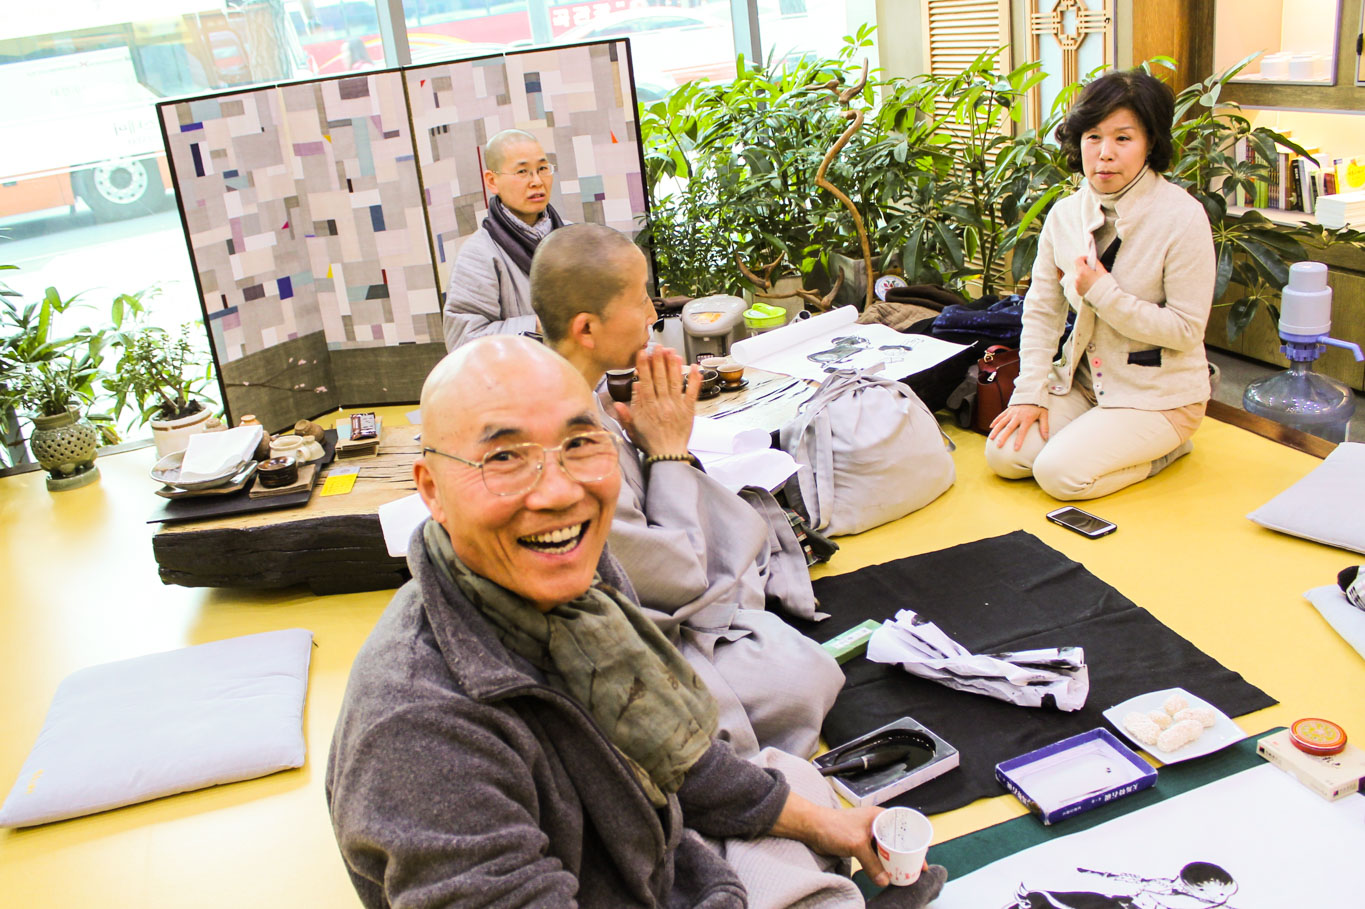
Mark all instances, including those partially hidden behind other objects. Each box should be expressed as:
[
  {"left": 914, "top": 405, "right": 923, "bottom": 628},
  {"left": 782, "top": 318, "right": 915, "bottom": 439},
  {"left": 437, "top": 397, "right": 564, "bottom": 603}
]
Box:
[{"left": 819, "top": 744, "right": 917, "bottom": 777}]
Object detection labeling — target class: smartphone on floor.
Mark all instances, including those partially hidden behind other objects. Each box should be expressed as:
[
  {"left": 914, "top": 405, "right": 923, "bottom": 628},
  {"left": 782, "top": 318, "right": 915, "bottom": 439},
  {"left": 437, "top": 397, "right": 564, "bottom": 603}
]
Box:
[{"left": 1046, "top": 506, "right": 1118, "bottom": 539}]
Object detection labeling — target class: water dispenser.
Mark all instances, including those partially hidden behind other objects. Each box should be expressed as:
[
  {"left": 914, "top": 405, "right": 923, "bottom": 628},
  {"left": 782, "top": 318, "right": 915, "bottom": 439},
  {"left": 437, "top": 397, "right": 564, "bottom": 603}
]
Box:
[{"left": 1242, "top": 262, "right": 1363, "bottom": 442}]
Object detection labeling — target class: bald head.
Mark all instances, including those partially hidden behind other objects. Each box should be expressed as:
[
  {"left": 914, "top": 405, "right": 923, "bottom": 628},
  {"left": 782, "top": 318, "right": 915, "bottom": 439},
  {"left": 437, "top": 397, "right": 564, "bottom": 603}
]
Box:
[
  {"left": 421, "top": 335, "right": 591, "bottom": 449},
  {"left": 485, "top": 128, "right": 542, "bottom": 173},
  {"left": 415, "top": 335, "right": 620, "bottom": 611},
  {"left": 530, "top": 223, "right": 644, "bottom": 345}
]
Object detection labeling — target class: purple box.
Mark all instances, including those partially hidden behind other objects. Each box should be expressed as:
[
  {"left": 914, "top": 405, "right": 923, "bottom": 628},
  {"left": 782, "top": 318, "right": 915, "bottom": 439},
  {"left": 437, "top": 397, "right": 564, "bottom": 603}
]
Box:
[{"left": 995, "top": 728, "right": 1157, "bottom": 825}]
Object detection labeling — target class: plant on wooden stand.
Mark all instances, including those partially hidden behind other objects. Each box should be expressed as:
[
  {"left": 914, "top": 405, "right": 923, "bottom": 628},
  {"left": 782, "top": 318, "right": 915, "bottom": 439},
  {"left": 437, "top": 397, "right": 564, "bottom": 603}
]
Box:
[
  {"left": 0, "top": 276, "right": 109, "bottom": 489},
  {"left": 1156, "top": 55, "right": 1365, "bottom": 342}
]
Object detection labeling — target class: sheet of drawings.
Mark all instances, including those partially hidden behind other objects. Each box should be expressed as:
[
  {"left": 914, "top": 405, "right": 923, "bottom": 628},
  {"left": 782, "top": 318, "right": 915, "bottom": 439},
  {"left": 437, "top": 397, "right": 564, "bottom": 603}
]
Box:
[
  {"left": 693, "top": 367, "right": 816, "bottom": 434},
  {"left": 730, "top": 306, "right": 967, "bottom": 383},
  {"left": 934, "top": 763, "right": 1365, "bottom": 909}
]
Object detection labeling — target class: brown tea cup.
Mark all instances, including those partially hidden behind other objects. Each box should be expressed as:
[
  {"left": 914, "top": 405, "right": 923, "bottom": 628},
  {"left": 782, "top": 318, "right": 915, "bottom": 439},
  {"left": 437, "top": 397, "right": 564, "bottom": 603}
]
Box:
[
  {"left": 257, "top": 456, "right": 299, "bottom": 488},
  {"left": 606, "top": 368, "right": 637, "bottom": 404},
  {"left": 716, "top": 360, "right": 745, "bottom": 388},
  {"left": 698, "top": 367, "right": 720, "bottom": 396}
]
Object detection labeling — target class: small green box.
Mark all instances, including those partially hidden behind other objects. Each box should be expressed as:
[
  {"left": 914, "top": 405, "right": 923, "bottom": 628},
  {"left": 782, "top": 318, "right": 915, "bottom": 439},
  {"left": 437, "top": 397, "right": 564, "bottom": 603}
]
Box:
[{"left": 821, "top": 619, "right": 882, "bottom": 664}]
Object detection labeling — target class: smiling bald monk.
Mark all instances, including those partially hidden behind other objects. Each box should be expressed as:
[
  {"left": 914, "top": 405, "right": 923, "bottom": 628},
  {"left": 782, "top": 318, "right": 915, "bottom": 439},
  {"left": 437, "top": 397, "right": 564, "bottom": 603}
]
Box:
[{"left": 325, "top": 336, "right": 945, "bottom": 908}]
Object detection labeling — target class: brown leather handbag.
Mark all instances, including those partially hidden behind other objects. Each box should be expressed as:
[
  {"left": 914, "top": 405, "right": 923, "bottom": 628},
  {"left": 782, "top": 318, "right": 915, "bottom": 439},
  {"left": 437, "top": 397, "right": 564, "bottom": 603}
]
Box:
[{"left": 972, "top": 345, "right": 1020, "bottom": 434}]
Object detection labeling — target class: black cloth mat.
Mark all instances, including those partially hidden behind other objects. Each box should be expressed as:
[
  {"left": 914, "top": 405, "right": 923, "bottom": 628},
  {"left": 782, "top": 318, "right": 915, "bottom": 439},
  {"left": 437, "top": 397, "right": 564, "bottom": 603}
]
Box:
[
  {"left": 789, "top": 531, "right": 1276, "bottom": 815},
  {"left": 147, "top": 429, "right": 337, "bottom": 524}
]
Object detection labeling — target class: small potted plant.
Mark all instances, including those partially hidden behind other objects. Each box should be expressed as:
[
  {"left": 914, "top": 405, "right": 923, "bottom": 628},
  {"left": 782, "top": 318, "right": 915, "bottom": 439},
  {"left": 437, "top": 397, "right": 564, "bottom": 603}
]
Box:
[
  {"left": 0, "top": 284, "right": 107, "bottom": 490},
  {"left": 105, "top": 302, "right": 215, "bottom": 457}
]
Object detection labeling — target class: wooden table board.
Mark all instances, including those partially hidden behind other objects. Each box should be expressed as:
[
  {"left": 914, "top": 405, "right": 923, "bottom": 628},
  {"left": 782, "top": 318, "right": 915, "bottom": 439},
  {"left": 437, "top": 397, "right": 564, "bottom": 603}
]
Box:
[{"left": 152, "top": 420, "right": 421, "bottom": 594}]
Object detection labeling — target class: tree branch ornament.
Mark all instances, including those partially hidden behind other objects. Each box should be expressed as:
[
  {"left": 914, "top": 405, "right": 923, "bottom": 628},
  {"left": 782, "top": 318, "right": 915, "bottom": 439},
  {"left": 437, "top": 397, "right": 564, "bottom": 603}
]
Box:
[
  {"left": 734, "top": 251, "right": 844, "bottom": 312},
  {"left": 813, "top": 59, "right": 874, "bottom": 311}
]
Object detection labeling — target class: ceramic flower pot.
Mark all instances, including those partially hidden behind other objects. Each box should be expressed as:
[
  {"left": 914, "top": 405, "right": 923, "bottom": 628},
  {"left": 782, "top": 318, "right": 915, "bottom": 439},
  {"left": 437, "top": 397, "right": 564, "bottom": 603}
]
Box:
[
  {"left": 29, "top": 407, "right": 100, "bottom": 491},
  {"left": 150, "top": 403, "right": 212, "bottom": 457}
]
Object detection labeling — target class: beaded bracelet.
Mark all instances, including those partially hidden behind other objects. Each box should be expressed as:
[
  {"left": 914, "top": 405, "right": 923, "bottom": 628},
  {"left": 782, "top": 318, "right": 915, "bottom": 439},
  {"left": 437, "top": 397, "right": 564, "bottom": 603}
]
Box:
[{"left": 644, "top": 452, "right": 702, "bottom": 471}]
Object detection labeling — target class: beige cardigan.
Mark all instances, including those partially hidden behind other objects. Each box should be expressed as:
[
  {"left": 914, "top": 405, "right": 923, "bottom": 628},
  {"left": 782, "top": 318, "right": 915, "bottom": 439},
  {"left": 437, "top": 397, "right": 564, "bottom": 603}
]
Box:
[{"left": 1010, "top": 168, "right": 1215, "bottom": 411}]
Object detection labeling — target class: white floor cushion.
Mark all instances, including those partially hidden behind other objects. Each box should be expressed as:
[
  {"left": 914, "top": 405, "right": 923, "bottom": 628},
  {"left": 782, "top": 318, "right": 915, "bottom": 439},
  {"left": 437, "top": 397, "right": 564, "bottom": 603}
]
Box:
[
  {"left": 1247, "top": 442, "right": 1365, "bottom": 555},
  {"left": 0, "top": 628, "right": 313, "bottom": 827}
]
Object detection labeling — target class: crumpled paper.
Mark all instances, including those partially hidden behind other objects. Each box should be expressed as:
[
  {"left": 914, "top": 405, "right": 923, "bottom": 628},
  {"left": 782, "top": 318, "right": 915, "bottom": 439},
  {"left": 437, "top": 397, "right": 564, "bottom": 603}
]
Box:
[{"left": 865, "top": 609, "right": 1089, "bottom": 711}]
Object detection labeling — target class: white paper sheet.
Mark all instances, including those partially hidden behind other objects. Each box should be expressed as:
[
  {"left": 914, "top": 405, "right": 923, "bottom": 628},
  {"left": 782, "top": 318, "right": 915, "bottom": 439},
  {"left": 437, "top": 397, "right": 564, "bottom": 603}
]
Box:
[
  {"left": 688, "top": 416, "right": 773, "bottom": 455},
  {"left": 178, "top": 425, "right": 262, "bottom": 484},
  {"left": 696, "top": 448, "right": 800, "bottom": 493},
  {"left": 934, "top": 764, "right": 1365, "bottom": 909},
  {"left": 730, "top": 305, "right": 967, "bottom": 382},
  {"left": 378, "top": 493, "right": 431, "bottom": 557}
]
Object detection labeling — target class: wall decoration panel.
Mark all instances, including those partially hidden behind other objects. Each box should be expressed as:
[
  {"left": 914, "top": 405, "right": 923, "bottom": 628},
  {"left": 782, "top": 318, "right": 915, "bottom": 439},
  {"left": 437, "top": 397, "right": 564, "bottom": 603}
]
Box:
[
  {"left": 407, "top": 41, "right": 646, "bottom": 294},
  {"left": 1026, "top": 0, "right": 1115, "bottom": 128},
  {"left": 159, "top": 40, "right": 643, "bottom": 430}
]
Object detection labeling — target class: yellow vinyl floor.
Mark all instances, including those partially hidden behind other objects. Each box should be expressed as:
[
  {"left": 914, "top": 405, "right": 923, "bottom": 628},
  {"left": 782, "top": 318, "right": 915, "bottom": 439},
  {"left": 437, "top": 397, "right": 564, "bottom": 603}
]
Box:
[{"left": 1, "top": 407, "right": 1361, "bottom": 908}]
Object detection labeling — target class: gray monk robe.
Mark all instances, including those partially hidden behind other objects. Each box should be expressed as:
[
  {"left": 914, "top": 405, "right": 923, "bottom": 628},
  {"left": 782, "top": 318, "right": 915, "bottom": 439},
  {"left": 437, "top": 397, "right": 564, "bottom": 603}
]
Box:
[{"left": 597, "top": 398, "right": 844, "bottom": 759}]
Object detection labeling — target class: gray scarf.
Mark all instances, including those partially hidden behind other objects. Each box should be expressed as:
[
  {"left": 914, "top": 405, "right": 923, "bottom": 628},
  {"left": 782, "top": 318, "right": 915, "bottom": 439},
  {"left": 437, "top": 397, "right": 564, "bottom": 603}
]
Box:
[{"left": 423, "top": 521, "right": 717, "bottom": 806}]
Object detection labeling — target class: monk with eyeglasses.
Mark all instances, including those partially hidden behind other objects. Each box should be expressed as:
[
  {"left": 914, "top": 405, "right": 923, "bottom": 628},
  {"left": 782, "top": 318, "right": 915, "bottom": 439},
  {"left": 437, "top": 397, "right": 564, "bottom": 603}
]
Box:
[{"left": 326, "top": 336, "right": 946, "bottom": 908}]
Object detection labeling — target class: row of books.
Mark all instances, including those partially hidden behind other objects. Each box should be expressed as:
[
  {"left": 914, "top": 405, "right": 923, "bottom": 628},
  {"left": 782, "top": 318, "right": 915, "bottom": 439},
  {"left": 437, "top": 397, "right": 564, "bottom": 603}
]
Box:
[{"left": 1228, "top": 137, "right": 1365, "bottom": 215}]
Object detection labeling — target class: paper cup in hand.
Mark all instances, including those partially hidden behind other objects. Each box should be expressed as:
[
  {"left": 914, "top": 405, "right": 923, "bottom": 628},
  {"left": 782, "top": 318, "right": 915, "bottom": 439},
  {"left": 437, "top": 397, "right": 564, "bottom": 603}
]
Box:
[{"left": 873, "top": 807, "right": 932, "bottom": 886}]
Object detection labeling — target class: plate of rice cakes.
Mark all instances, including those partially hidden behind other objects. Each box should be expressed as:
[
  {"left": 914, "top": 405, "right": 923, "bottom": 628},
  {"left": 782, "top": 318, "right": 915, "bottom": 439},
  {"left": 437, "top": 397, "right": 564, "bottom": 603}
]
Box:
[{"left": 1102, "top": 687, "right": 1245, "bottom": 764}]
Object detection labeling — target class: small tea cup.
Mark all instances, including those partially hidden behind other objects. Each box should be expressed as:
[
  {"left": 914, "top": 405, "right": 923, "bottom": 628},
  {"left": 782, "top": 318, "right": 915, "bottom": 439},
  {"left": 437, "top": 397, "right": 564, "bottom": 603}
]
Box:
[
  {"left": 269, "top": 435, "right": 306, "bottom": 464},
  {"left": 606, "top": 368, "right": 637, "bottom": 404},
  {"left": 257, "top": 456, "right": 300, "bottom": 488},
  {"left": 715, "top": 359, "right": 745, "bottom": 388},
  {"left": 698, "top": 367, "right": 721, "bottom": 396}
]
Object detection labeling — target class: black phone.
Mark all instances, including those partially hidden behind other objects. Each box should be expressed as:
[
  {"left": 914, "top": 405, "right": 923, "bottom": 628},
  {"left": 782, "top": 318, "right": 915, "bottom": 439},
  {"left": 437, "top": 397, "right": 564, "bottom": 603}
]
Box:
[{"left": 1046, "top": 506, "right": 1117, "bottom": 538}]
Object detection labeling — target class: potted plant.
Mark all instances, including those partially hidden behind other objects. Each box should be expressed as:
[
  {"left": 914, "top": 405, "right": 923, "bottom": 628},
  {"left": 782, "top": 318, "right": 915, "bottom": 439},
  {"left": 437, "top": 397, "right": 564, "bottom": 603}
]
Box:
[
  {"left": 104, "top": 297, "right": 216, "bottom": 456},
  {"left": 638, "top": 30, "right": 886, "bottom": 312},
  {"left": 0, "top": 280, "right": 107, "bottom": 490}
]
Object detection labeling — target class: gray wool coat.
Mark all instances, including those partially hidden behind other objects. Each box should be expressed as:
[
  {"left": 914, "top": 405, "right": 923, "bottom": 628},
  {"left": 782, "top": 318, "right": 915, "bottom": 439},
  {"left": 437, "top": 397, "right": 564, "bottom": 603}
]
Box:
[
  {"left": 441, "top": 225, "right": 537, "bottom": 351},
  {"left": 326, "top": 525, "right": 790, "bottom": 908}
]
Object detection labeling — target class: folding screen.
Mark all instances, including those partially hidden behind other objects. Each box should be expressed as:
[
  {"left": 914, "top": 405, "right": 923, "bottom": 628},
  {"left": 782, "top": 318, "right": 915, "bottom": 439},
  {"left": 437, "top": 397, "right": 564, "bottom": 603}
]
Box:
[{"left": 159, "top": 40, "right": 644, "bottom": 430}]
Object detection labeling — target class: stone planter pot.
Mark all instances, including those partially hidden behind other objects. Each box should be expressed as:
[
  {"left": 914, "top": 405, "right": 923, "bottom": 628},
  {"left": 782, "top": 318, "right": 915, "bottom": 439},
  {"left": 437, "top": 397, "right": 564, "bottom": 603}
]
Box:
[
  {"left": 29, "top": 407, "right": 100, "bottom": 491},
  {"left": 151, "top": 403, "right": 212, "bottom": 458}
]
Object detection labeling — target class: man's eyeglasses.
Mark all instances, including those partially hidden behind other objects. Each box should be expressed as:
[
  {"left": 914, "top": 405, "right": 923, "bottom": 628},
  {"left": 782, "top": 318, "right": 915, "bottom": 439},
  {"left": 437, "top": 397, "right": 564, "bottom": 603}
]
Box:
[
  {"left": 492, "top": 163, "right": 555, "bottom": 181},
  {"left": 423, "top": 430, "right": 618, "bottom": 497}
]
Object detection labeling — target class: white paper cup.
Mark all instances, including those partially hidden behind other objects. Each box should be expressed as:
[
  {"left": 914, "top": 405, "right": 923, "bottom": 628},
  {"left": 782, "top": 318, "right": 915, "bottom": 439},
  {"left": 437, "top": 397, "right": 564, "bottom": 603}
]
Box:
[{"left": 872, "top": 807, "right": 933, "bottom": 886}]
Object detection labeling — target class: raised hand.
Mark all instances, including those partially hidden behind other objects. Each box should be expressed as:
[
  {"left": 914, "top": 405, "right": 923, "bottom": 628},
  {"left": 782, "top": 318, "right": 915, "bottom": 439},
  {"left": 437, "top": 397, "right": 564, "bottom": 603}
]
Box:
[{"left": 613, "top": 346, "right": 699, "bottom": 458}]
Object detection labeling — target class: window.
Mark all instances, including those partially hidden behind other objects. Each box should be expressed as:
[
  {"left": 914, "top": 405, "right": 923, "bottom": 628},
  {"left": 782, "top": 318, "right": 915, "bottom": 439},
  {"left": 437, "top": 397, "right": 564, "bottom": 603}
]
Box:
[{"left": 1, "top": 2, "right": 317, "bottom": 330}]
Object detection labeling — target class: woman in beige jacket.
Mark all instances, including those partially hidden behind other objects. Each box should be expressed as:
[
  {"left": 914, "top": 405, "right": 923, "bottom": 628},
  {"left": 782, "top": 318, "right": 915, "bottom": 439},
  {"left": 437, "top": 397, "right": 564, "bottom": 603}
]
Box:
[{"left": 986, "top": 69, "right": 1215, "bottom": 500}]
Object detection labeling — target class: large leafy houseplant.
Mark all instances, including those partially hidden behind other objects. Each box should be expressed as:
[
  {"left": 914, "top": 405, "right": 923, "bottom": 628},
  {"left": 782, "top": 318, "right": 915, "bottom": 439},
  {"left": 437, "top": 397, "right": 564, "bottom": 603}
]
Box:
[
  {"left": 879, "top": 49, "right": 1073, "bottom": 297},
  {"left": 638, "top": 26, "right": 893, "bottom": 297}
]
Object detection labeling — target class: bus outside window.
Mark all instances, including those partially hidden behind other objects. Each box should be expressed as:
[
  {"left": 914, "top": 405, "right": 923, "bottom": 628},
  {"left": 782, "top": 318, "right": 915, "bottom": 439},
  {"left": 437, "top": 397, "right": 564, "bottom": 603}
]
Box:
[{"left": 0, "top": 2, "right": 314, "bottom": 225}]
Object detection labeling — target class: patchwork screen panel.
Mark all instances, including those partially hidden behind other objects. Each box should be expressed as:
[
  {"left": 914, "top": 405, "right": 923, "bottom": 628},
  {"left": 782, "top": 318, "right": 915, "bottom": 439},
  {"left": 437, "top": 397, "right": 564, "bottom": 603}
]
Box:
[{"left": 159, "top": 40, "right": 644, "bottom": 428}]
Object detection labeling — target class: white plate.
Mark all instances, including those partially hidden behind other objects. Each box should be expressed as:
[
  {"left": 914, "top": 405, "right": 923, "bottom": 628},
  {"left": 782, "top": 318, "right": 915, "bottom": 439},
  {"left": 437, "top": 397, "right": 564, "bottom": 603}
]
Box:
[
  {"left": 150, "top": 450, "right": 250, "bottom": 491},
  {"left": 1102, "top": 686, "right": 1245, "bottom": 764}
]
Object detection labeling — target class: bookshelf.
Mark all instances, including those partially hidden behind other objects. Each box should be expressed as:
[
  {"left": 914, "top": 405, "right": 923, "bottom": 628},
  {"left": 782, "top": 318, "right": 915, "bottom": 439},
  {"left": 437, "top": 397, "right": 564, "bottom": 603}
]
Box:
[{"left": 1202, "top": 0, "right": 1365, "bottom": 393}]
